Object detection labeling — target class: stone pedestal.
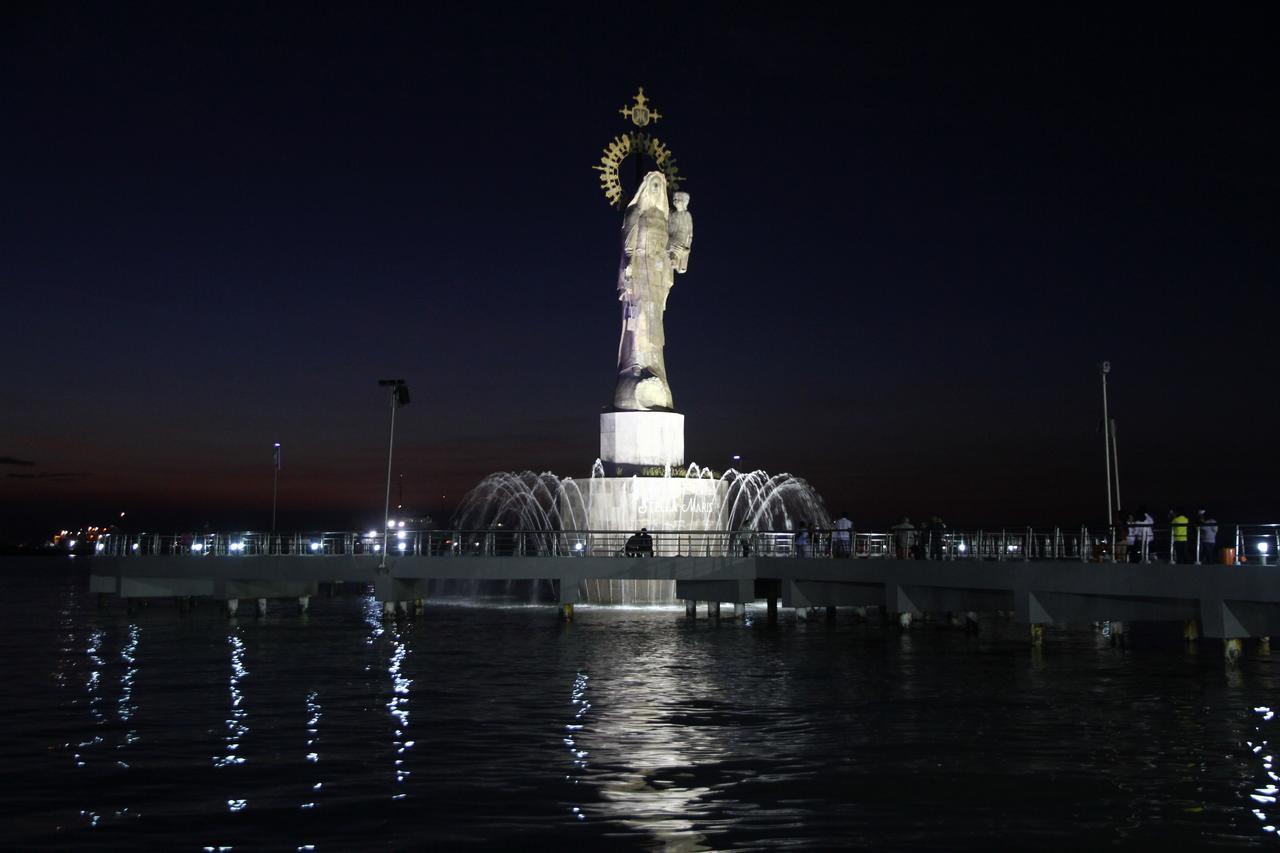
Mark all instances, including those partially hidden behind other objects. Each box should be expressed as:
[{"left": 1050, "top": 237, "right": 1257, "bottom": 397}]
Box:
[
  {"left": 600, "top": 412, "right": 684, "bottom": 468},
  {"left": 563, "top": 474, "right": 729, "bottom": 604},
  {"left": 569, "top": 476, "right": 727, "bottom": 549}
]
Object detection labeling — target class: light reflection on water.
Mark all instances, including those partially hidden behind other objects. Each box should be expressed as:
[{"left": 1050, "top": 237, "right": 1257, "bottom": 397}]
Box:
[{"left": 3, "top": 563, "right": 1280, "bottom": 848}]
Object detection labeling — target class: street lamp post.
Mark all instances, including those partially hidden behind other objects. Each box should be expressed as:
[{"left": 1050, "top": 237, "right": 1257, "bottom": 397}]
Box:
[
  {"left": 377, "top": 379, "right": 410, "bottom": 569},
  {"left": 1100, "top": 361, "right": 1113, "bottom": 523},
  {"left": 271, "top": 442, "right": 281, "bottom": 532}
]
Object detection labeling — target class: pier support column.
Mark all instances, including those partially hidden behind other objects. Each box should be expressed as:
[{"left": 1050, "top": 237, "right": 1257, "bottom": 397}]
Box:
[
  {"left": 1225, "top": 638, "right": 1243, "bottom": 663},
  {"left": 226, "top": 598, "right": 239, "bottom": 617},
  {"left": 560, "top": 602, "right": 574, "bottom": 622},
  {"left": 733, "top": 602, "right": 744, "bottom": 620},
  {"left": 1261, "top": 637, "right": 1271, "bottom": 656},
  {"left": 298, "top": 596, "right": 310, "bottom": 615},
  {"left": 965, "top": 611, "right": 980, "bottom": 635},
  {"left": 1183, "top": 619, "right": 1201, "bottom": 642},
  {"left": 396, "top": 600, "right": 409, "bottom": 616},
  {"left": 767, "top": 597, "right": 778, "bottom": 624},
  {"left": 382, "top": 601, "right": 395, "bottom": 619},
  {"left": 1030, "top": 623, "right": 1045, "bottom": 647},
  {"left": 414, "top": 598, "right": 424, "bottom": 615},
  {"left": 708, "top": 601, "right": 721, "bottom": 619},
  {"left": 898, "top": 612, "right": 912, "bottom": 630},
  {"left": 826, "top": 606, "right": 837, "bottom": 622},
  {"left": 256, "top": 598, "right": 268, "bottom": 618},
  {"left": 685, "top": 600, "right": 696, "bottom": 619}
]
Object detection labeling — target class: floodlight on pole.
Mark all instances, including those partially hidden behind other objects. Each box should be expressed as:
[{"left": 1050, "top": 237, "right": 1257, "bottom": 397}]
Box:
[{"left": 377, "top": 379, "right": 410, "bottom": 569}]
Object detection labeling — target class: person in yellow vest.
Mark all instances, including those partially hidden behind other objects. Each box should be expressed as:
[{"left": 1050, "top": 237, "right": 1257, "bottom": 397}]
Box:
[{"left": 1170, "top": 508, "right": 1190, "bottom": 563}]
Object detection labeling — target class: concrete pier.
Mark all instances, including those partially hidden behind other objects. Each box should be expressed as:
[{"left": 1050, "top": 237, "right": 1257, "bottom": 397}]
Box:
[{"left": 88, "top": 554, "right": 1280, "bottom": 641}]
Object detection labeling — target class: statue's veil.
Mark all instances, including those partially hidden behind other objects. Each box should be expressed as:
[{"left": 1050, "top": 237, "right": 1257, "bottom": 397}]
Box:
[{"left": 627, "top": 171, "right": 669, "bottom": 215}]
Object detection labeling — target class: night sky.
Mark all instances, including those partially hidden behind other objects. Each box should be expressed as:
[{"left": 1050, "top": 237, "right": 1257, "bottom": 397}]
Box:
[{"left": 3, "top": 3, "right": 1277, "bottom": 540}]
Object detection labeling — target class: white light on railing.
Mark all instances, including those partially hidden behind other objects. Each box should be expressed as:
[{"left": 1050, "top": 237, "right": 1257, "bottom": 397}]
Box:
[
  {"left": 131, "top": 543, "right": 140, "bottom": 551},
  {"left": 373, "top": 544, "right": 382, "bottom": 552},
  {"left": 397, "top": 542, "right": 407, "bottom": 552},
  {"left": 191, "top": 543, "right": 203, "bottom": 552},
  {"left": 230, "top": 541, "right": 245, "bottom": 552},
  {"left": 574, "top": 542, "right": 584, "bottom": 552},
  {"left": 957, "top": 542, "right": 967, "bottom": 553},
  {"left": 367, "top": 530, "right": 378, "bottom": 538},
  {"left": 309, "top": 542, "right": 321, "bottom": 552},
  {"left": 95, "top": 542, "right": 105, "bottom": 552},
  {"left": 397, "top": 530, "right": 406, "bottom": 540},
  {"left": 1007, "top": 544, "right": 1018, "bottom": 553},
  {"left": 67, "top": 540, "right": 77, "bottom": 548},
  {"left": 387, "top": 520, "right": 396, "bottom": 528},
  {"left": 398, "top": 521, "right": 405, "bottom": 528},
  {"left": 1261, "top": 542, "right": 1271, "bottom": 555}
]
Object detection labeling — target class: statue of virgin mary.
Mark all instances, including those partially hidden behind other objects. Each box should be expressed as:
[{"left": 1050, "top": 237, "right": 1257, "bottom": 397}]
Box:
[{"left": 612, "top": 171, "right": 691, "bottom": 411}]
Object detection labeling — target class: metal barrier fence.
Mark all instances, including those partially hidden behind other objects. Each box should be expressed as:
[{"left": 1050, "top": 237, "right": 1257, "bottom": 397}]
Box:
[{"left": 91, "top": 524, "right": 1280, "bottom": 565}]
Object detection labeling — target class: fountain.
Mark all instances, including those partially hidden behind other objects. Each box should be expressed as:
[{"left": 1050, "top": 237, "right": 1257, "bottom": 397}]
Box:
[{"left": 453, "top": 463, "right": 829, "bottom": 603}]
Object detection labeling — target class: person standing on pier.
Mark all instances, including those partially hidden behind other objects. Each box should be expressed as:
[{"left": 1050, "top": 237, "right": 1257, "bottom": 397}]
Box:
[
  {"left": 1134, "top": 506, "right": 1155, "bottom": 562},
  {"left": 891, "top": 517, "right": 916, "bottom": 560},
  {"left": 1112, "top": 510, "right": 1129, "bottom": 562},
  {"left": 833, "top": 512, "right": 853, "bottom": 558},
  {"left": 1170, "top": 509, "right": 1190, "bottom": 563},
  {"left": 795, "top": 523, "right": 810, "bottom": 557},
  {"left": 1197, "top": 510, "right": 1218, "bottom": 564},
  {"left": 927, "top": 516, "right": 947, "bottom": 560}
]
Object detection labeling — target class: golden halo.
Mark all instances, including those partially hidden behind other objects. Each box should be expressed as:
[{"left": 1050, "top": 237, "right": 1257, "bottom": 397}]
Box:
[{"left": 592, "top": 131, "right": 682, "bottom": 208}]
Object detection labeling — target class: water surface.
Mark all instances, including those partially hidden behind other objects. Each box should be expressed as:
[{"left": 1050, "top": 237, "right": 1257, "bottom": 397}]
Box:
[{"left": 1, "top": 558, "right": 1276, "bottom": 849}]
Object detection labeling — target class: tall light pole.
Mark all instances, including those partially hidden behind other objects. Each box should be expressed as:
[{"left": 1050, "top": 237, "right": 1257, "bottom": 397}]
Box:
[
  {"left": 1100, "top": 362, "right": 1112, "bottom": 523},
  {"left": 377, "top": 379, "right": 410, "bottom": 569},
  {"left": 271, "top": 442, "right": 281, "bottom": 531},
  {"left": 1110, "top": 417, "right": 1122, "bottom": 512}
]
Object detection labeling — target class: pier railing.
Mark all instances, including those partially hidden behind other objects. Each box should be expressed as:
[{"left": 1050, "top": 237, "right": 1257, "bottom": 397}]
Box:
[{"left": 91, "top": 524, "right": 1280, "bottom": 565}]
